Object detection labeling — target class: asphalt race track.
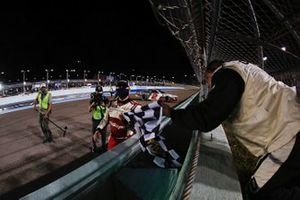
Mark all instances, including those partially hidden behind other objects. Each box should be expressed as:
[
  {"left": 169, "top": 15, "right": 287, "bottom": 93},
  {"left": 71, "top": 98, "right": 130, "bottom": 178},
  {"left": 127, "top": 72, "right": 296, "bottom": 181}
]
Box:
[{"left": 0, "top": 86, "right": 198, "bottom": 199}]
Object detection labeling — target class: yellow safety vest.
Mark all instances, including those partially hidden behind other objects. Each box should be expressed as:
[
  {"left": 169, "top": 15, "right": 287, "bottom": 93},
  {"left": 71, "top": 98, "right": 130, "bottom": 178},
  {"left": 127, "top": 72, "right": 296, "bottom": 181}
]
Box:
[
  {"left": 38, "top": 92, "right": 50, "bottom": 110},
  {"left": 92, "top": 105, "right": 106, "bottom": 120}
]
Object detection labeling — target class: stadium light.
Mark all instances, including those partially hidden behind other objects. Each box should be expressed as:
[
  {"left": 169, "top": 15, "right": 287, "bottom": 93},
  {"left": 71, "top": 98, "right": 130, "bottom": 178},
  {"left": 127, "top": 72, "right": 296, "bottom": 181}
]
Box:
[
  {"left": 83, "top": 70, "right": 90, "bottom": 85},
  {"left": 263, "top": 57, "right": 268, "bottom": 61},
  {"left": 97, "top": 71, "right": 105, "bottom": 83},
  {"left": 97, "top": 71, "right": 101, "bottom": 82},
  {"left": 281, "top": 47, "right": 286, "bottom": 51},
  {"left": 130, "top": 74, "right": 135, "bottom": 81},
  {"left": 136, "top": 75, "right": 142, "bottom": 82},
  {"left": 0, "top": 83, "right": 4, "bottom": 96},
  {"left": 0, "top": 72, "right": 4, "bottom": 90},
  {"left": 83, "top": 70, "right": 87, "bottom": 81},
  {"left": 66, "top": 69, "right": 69, "bottom": 89},
  {"left": 21, "top": 69, "right": 30, "bottom": 93},
  {"left": 45, "top": 69, "right": 54, "bottom": 87}
]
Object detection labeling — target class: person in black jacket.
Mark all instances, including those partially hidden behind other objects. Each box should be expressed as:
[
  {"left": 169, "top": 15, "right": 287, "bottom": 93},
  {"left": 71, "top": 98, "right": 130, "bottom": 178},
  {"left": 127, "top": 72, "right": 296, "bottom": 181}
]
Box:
[
  {"left": 162, "top": 60, "right": 300, "bottom": 200},
  {"left": 163, "top": 60, "right": 245, "bottom": 131}
]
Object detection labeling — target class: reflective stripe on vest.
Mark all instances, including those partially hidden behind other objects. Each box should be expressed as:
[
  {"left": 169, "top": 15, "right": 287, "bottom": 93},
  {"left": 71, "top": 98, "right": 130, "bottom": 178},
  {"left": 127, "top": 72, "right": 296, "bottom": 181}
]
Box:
[
  {"left": 92, "top": 106, "right": 106, "bottom": 120},
  {"left": 38, "top": 93, "right": 49, "bottom": 110}
]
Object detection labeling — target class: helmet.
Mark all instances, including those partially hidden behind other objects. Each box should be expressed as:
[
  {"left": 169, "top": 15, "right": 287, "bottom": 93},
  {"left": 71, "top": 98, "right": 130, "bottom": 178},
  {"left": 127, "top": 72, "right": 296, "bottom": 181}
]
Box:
[
  {"left": 116, "top": 80, "right": 129, "bottom": 89},
  {"left": 40, "top": 83, "right": 47, "bottom": 93},
  {"left": 116, "top": 80, "right": 129, "bottom": 99},
  {"left": 95, "top": 85, "right": 103, "bottom": 92},
  {"left": 40, "top": 83, "right": 47, "bottom": 88}
]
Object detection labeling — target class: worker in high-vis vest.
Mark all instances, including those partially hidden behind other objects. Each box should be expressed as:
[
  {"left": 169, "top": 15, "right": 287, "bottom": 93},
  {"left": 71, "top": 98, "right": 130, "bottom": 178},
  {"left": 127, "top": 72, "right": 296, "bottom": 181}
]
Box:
[
  {"left": 89, "top": 85, "right": 107, "bottom": 153},
  {"left": 162, "top": 60, "right": 300, "bottom": 200},
  {"left": 33, "top": 83, "right": 53, "bottom": 143}
]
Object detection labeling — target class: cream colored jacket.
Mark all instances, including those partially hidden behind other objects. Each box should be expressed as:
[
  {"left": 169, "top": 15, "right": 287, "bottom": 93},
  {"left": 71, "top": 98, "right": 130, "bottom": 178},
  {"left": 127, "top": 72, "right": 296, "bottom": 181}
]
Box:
[{"left": 223, "top": 61, "right": 300, "bottom": 157}]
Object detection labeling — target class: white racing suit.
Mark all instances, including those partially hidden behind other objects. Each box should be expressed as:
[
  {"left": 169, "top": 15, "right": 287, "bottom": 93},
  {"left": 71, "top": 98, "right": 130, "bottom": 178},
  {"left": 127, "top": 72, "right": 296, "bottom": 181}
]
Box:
[{"left": 96, "top": 98, "right": 140, "bottom": 150}]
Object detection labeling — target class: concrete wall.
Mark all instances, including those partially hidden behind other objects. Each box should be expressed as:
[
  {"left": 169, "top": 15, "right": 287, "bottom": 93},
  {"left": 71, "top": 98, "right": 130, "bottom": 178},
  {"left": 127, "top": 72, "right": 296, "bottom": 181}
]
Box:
[{"left": 190, "top": 126, "right": 243, "bottom": 200}]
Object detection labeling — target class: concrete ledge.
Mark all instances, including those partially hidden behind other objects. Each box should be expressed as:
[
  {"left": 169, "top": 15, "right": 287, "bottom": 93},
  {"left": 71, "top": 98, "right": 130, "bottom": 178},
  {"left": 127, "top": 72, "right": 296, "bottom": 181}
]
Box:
[
  {"left": 190, "top": 126, "right": 243, "bottom": 200},
  {"left": 20, "top": 134, "right": 141, "bottom": 200}
]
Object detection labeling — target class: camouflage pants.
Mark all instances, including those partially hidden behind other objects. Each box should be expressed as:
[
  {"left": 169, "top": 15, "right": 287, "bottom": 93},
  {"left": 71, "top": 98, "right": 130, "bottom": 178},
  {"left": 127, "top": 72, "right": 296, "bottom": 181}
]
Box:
[{"left": 39, "top": 112, "right": 52, "bottom": 140}]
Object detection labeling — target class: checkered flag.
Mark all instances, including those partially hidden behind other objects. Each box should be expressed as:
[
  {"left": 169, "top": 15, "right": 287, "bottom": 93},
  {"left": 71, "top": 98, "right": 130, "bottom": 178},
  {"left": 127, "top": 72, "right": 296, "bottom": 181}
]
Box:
[{"left": 123, "top": 101, "right": 182, "bottom": 168}]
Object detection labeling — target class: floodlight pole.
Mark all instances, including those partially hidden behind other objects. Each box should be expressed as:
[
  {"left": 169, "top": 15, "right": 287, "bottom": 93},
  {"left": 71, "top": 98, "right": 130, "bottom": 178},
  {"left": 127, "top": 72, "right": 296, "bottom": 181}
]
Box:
[
  {"left": 66, "top": 69, "right": 69, "bottom": 89},
  {"left": 45, "top": 69, "right": 53, "bottom": 88},
  {"left": 21, "top": 69, "right": 29, "bottom": 93}
]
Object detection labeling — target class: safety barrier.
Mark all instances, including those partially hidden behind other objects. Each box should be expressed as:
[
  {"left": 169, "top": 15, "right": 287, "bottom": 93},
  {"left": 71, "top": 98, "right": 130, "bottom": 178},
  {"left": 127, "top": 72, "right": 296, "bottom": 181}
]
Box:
[{"left": 0, "top": 85, "right": 184, "bottom": 115}]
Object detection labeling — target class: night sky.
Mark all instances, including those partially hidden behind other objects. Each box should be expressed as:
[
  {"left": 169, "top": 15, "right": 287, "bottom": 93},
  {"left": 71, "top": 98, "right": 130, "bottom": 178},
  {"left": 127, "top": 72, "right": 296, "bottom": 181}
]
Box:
[{"left": 0, "top": 1, "right": 192, "bottom": 83}]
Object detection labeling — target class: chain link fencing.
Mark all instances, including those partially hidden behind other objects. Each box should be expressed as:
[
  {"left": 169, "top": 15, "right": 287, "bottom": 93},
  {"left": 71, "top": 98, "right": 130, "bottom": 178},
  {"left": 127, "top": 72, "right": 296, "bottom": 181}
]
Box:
[{"left": 148, "top": 0, "right": 300, "bottom": 84}]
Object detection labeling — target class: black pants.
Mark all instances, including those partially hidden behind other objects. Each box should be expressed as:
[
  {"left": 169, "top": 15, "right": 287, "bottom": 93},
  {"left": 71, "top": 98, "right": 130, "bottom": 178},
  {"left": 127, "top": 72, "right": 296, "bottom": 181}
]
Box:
[
  {"left": 253, "top": 132, "right": 300, "bottom": 200},
  {"left": 92, "top": 118, "right": 100, "bottom": 134}
]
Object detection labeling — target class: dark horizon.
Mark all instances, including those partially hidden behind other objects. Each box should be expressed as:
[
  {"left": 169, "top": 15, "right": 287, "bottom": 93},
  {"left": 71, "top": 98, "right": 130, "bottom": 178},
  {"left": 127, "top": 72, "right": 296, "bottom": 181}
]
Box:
[{"left": 0, "top": 1, "right": 193, "bottom": 83}]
